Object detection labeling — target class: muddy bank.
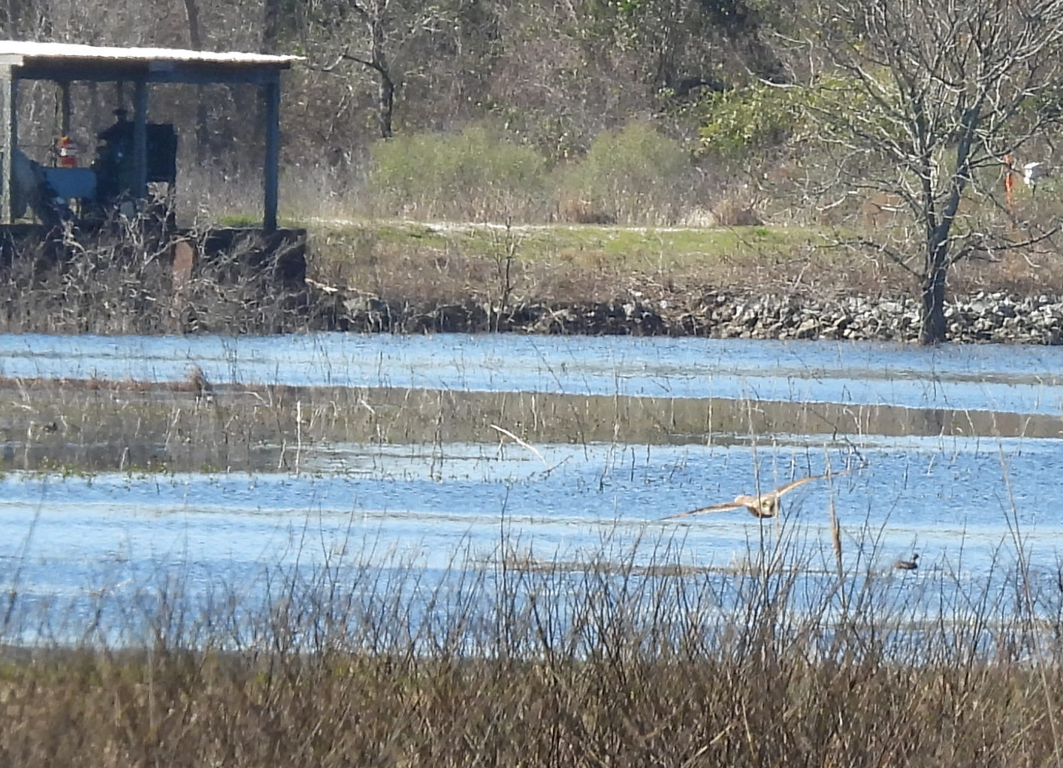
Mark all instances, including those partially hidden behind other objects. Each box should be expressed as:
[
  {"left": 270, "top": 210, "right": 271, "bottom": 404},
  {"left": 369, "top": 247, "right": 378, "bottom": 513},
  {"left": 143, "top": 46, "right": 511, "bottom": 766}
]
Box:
[
  {"left": 1, "top": 378, "right": 1059, "bottom": 472},
  {"left": 328, "top": 288, "right": 1063, "bottom": 345}
]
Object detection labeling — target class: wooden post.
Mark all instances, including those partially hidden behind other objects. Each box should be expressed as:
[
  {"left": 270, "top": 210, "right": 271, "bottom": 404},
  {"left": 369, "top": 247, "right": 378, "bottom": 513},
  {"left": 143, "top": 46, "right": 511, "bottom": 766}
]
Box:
[
  {"left": 133, "top": 78, "right": 148, "bottom": 203},
  {"left": 0, "top": 65, "right": 15, "bottom": 224},
  {"left": 263, "top": 76, "right": 280, "bottom": 232}
]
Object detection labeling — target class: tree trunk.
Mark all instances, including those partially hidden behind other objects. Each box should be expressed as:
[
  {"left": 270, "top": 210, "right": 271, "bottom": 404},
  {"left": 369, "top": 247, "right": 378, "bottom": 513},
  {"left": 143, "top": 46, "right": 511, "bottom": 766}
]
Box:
[
  {"left": 919, "top": 256, "right": 948, "bottom": 345},
  {"left": 182, "top": 0, "right": 211, "bottom": 164},
  {"left": 376, "top": 71, "right": 394, "bottom": 139},
  {"left": 262, "top": 0, "right": 280, "bottom": 54},
  {"left": 368, "top": 6, "right": 395, "bottom": 140}
]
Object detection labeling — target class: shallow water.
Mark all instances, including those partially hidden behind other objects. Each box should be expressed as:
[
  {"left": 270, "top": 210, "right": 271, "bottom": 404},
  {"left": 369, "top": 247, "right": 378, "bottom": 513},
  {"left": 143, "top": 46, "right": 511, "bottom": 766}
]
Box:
[
  {"left": 3, "top": 435, "right": 1057, "bottom": 568},
  {"left": 1, "top": 436, "right": 1060, "bottom": 638},
  {"left": 1, "top": 331, "right": 1062, "bottom": 644},
  {"left": 2, "top": 332, "right": 1063, "bottom": 413}
]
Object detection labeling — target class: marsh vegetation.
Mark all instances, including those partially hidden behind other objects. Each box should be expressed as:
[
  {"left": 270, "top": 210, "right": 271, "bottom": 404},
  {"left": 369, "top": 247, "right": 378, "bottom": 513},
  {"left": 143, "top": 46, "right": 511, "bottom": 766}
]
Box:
[
  {"left": 5, "top": 1, "right": 1063, "bottom": 761},
  {"left": 2, "top": 516, "right": 1063, "bottom": 767},
  {"left": 2, "top": 331, "right": 1063, "bottom": 764}
]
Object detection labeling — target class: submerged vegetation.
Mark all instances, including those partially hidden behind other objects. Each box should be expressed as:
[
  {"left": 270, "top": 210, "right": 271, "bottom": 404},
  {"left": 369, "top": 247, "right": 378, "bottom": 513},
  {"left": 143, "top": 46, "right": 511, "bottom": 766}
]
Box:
[{"left": 2, "top": 375, "right": 1061, "bottom": 473}]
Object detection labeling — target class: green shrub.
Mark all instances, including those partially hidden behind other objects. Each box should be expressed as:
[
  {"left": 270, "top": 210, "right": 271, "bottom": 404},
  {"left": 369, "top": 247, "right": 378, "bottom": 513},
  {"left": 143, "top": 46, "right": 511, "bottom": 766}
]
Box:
[
  {"left": 698, "top": 81, "right": 805, "bottom": 156},
  {"left": 367, "top": 123, "right": 548, "bottom": 220},
  {"left": 559, "top": 120, "right": 692, "bottom": 225}
]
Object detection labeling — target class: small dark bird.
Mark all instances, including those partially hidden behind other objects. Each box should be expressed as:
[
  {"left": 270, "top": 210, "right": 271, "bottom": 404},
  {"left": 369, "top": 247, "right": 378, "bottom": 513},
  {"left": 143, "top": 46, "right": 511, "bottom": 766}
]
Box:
[
  {"left": 661, "top": 467, "right": 856, "bottom": 521},
  {"left": 894, "top": 553, "right": 920, "bottom": 571}
]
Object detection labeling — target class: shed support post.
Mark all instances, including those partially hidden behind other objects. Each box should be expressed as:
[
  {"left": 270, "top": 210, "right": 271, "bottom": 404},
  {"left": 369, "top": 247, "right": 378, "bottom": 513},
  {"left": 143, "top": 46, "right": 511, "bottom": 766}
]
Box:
[
  {"left": 60, "top": 80, "right": 71, "bottom": 135},
  {"left": 0, "top": 66, "right": 15, "bottom": 224},
  {"left": 263, "top": 77, "right": 280, "bottom": 232},
  {"left": 133, "top": 78, "right": 148, "bottom": 204}
]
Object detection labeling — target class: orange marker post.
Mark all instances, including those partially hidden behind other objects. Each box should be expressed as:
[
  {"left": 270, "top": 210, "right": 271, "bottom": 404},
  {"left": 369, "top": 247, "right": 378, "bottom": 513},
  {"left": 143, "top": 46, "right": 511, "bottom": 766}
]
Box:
[{"left": 1003, "top": 154, "right": 1015, "bottom": 208}]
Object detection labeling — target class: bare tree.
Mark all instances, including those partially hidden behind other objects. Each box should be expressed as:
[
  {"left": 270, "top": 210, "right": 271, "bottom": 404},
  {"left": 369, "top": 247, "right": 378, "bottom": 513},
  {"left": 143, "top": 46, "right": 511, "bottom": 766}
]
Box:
[
  {"left": 799, "top": 0, "right": 1063, "bottom": 344},
  {"left": 262, "top": 0, "right": 281, "bottom": 54},
  {"left": 1, "top": 0, "right": 53, "bottom": 39},
  {"left": 336, "top": 0, "right": 397, "bottom": 139},
  {"left": 308, "top": 0, "right": 455, "bottom": 140}
]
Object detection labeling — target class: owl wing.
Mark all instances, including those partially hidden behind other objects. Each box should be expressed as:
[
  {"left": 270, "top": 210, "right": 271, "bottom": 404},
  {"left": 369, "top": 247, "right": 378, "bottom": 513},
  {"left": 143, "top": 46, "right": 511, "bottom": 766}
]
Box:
[
  {"left": 661, "top": 501, "right": 746, "bottom": 520},
  {"left": 772, "top": 467, "right": 854, "bottom": 498}
]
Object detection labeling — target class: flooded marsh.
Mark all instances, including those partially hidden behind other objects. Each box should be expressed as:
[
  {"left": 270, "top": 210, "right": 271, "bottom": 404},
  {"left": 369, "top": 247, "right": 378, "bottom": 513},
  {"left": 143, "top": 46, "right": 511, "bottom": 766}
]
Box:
[
  {"left": 4, "top": 332, "right": 1063, "bottom": 766},
  {"left": 2, "top": 381, "right": 1062, "bottom": 473},
  {"left": 1, "top": 331, "right": 1062, "bottom": 645}
]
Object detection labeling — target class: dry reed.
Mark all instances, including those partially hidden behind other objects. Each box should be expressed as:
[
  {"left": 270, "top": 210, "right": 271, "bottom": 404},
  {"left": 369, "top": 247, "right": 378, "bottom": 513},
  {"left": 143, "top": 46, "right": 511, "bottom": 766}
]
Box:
[{"left": 0, "top": 527, "right": 1060, "bottom": 768}]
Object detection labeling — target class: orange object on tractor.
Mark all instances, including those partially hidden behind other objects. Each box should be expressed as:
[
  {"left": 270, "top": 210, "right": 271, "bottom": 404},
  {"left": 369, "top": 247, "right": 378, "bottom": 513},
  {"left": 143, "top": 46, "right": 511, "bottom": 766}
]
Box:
[{"left": 57, "top": 135, "right": 78, "bottom": 168}]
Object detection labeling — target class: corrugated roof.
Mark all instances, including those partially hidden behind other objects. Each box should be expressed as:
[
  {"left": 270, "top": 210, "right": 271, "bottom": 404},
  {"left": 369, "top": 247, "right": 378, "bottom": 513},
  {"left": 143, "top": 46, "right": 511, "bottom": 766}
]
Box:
[{"left": 0, "top": 40, "right": 301, "bottom": 67}]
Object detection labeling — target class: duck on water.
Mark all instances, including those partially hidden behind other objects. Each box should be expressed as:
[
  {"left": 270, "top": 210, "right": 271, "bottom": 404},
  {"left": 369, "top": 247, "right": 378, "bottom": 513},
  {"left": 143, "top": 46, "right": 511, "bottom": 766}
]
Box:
[{"left": 894, "top": 553, "right": 919, "bottom": 571}]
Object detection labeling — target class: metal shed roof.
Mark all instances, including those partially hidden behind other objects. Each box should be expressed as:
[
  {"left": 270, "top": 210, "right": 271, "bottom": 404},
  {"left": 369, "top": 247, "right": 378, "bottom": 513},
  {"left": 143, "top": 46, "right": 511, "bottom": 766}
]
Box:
[{"left": 0, "top": 40, "right": 301, "bottom": 67}]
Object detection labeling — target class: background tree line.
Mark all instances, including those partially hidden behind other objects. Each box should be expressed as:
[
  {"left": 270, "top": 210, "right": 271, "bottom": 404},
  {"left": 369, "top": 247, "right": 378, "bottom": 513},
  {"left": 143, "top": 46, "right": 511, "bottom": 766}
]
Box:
[
  {"left": 5, "top": 0, "right": 1063, "bottom": 343},
  {"left": 0, "top": 0, "right": 781, "bottom": 170}
]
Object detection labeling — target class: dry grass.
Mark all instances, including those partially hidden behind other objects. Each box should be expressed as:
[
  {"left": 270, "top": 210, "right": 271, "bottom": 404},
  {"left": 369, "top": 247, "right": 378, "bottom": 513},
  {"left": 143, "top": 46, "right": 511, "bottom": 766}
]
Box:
[
  {"left": 0, "top": 225, "right": 316, "bottom": 336},
  {"left": 307, "top": 220, "right": 1063, "bottom": 311},
  {"left": 0, "top": 533, "right": 1061, "bottom": 768},
  {"left": 1, "top": 216, "right": 1060, "bottom": 338}
]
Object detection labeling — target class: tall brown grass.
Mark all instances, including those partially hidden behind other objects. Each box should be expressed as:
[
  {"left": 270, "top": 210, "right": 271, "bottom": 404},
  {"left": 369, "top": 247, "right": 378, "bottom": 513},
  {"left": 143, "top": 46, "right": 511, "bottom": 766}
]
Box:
[
  {"left": 0, "top": 225, "right": 316, "bottom": 336},
  {"left": 0, "top": 526, "right": 1060, "bottom": 767}
]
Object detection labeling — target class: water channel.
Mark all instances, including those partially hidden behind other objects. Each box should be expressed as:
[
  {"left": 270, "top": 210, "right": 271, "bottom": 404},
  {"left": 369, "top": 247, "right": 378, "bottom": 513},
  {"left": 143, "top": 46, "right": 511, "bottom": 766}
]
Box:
[{"left": 1, "top": 332, "right": 1062, "bottom": 644}]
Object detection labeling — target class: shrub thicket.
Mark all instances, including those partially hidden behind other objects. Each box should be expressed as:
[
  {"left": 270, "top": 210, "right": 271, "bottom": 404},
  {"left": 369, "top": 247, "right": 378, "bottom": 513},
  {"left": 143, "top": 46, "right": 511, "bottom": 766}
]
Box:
[
  {"left": 558, "top": 120, "right": 694, "bottom": 226},
  {"left": 364, "top": 120, "right": 697, "bottom": 226},
  {"left": 367, "top": 123, "right": 549, "bottom": 221}
]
